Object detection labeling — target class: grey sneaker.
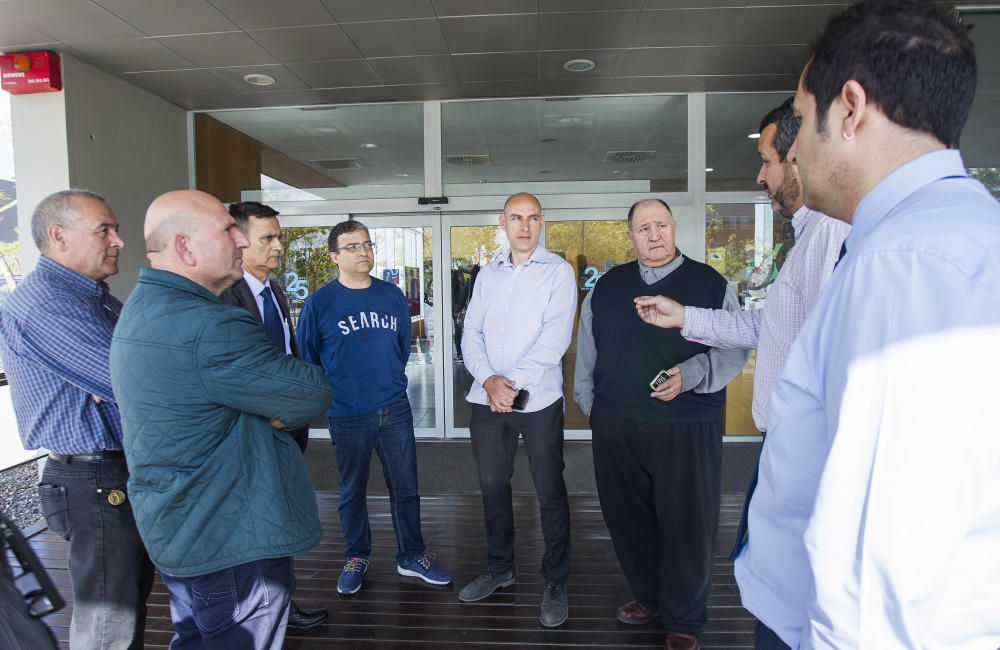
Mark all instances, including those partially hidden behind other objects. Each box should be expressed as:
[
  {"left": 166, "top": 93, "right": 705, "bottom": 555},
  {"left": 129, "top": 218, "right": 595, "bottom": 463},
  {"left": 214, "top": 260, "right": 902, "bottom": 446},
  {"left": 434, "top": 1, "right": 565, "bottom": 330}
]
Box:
[
  {"left": 458, "top": 569, "right": 515, "bottom": 602},
  {"left": 540, "top": 582, "right": 568, "bottom": 628}
]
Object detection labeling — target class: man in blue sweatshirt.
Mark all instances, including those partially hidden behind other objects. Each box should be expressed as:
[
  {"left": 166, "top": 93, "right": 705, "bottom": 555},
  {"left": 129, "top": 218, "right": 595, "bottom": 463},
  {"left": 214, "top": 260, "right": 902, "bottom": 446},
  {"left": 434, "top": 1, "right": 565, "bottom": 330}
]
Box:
[{"left": 297, "top": 219, "right": 452, "bottom": 595}]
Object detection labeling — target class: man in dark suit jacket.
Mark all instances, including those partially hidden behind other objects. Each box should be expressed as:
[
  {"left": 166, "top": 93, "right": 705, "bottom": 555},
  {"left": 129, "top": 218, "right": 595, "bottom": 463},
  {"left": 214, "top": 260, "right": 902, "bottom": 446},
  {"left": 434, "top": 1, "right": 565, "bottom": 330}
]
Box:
[{"left": 219, "top": 201, "right": 327, "bottom": 631}]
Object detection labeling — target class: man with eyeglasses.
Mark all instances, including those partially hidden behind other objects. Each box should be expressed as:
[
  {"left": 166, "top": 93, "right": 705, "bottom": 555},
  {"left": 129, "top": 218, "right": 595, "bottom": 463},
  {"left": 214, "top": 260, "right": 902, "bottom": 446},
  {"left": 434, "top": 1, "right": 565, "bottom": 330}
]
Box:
[{"left": 297, "top": 219, "right": 453, "bottom": 596}]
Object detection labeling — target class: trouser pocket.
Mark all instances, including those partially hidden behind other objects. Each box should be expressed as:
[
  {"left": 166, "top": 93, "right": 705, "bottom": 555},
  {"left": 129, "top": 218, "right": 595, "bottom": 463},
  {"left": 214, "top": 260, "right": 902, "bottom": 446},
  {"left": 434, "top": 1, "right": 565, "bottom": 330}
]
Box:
[{"left": 37, "top": 484, "right": 72, "bottom": 541}]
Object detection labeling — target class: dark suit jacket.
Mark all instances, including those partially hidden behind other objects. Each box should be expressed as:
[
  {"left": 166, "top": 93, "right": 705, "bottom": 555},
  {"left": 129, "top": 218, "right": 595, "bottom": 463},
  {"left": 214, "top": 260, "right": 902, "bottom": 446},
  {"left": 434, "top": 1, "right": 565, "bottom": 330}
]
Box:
[{"left": 220, "top": 276, "right": 310, "bottom": 452}]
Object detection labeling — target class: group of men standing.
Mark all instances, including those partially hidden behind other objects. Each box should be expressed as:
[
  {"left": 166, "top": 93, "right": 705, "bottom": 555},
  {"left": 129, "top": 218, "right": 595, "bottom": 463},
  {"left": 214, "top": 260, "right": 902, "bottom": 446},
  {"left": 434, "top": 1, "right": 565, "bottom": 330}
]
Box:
[{"left": 1, "top": 1, "right": 999, "bottom": 648}]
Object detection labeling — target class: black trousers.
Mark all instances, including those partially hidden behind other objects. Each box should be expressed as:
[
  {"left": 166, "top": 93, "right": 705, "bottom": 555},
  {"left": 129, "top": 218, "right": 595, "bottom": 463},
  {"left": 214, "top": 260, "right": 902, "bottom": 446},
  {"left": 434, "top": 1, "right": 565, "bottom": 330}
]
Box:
[
  {"left": 469, "top": 398, "right": 571, "bottom": 584},
  {"left": 591, "top": 406, "right": 722, "bottom": 637},
  {"left": 38, "top": 456, "right": 155, "bottom": 649}
]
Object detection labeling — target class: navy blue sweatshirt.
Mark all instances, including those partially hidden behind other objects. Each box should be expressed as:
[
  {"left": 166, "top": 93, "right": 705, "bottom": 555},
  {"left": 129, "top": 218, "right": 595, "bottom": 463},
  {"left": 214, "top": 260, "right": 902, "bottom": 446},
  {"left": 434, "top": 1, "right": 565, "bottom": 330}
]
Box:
[{"left": 297, "top": 277, "right": 410, "bottom": 417}]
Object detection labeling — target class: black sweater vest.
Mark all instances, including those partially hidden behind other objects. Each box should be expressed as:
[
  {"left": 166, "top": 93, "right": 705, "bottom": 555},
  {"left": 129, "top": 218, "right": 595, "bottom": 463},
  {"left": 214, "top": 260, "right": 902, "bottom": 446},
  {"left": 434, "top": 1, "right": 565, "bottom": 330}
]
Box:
[{"left": 591, "top": 259, "right": 728, "bottom": 423}]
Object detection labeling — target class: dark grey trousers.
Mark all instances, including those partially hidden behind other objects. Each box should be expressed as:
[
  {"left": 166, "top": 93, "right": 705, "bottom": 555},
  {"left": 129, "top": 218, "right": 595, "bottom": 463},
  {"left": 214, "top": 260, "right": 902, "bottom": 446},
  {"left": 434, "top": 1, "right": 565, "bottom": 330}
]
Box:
[{"left": 39, "top": 456, "right": 155, "bottom": 650}]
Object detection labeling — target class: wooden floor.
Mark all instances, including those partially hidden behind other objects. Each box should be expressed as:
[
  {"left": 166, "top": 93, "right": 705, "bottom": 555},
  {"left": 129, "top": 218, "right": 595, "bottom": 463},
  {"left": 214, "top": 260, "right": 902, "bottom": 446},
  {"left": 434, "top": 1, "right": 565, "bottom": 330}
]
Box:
[{"left": 29, "top": 492, "right": 755, "bottom": 649}]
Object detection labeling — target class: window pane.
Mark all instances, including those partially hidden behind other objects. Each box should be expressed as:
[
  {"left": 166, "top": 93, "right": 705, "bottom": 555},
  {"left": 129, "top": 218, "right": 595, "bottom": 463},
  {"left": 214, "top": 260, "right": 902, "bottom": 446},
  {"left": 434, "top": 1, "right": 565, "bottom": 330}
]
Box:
[
  {"left": 961, "top": 12, "right": 1000, "bottom": 200},
  {"left": 443, "top": 96, "right": 687, "bottom": 197},
  {"left": 706, "top": 92, "right": 793, "bottom": 192},
  {"left": 196, "top": 103, "right": 424, "bottom": 204},
  {"left": 545, "top": 219, "right": 634, "bottom": 430}
]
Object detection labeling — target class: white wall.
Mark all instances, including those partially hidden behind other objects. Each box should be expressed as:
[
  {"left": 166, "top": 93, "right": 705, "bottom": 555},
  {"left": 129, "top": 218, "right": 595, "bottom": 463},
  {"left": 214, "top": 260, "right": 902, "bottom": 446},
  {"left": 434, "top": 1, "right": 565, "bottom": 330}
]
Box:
[
  {"left": 62, "top": 56, "right": 189, "bottom": 296},
  {"left": 10, "top": 92, "right": 70, "bottom": 276},
  {"left": 10, "top": 55, "right": 189, "bottom": 297}
]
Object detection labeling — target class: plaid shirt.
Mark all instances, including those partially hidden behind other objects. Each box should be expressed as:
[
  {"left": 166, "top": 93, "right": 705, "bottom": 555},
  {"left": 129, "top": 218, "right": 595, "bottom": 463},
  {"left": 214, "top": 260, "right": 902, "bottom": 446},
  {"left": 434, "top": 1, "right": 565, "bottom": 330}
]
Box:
[
  {"left": 0, "top": 256, "right": 124, "bottom": 453},
  {"left": 682, "top": 207, "right": 850, "bottom": 431}
]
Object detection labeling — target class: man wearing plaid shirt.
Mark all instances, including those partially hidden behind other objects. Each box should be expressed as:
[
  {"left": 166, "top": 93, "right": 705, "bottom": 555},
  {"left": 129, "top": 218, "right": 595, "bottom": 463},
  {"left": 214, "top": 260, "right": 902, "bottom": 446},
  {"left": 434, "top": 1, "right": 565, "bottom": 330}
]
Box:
[{"left": 0, "top": 190, "right": 154, "bottom": 649}]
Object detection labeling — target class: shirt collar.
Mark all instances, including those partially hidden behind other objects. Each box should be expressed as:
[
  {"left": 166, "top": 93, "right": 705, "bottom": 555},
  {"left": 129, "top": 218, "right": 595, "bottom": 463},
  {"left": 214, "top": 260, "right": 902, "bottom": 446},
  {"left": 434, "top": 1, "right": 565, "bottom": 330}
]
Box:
[
  {"left": 37, "top": 255, "right": 108, "bottom": 301},
  {"left": 791, "top": 205, "right": 814, "bottom": 239},
  {"left": 243, "top": 270, "right": 268, "bottom": 296},
  {"left": 847, "top": 149, "right": 967, "bottom": 250},
  {"left": 637, "top": 249, "right": 685, "bottom": 277},
  {"left": 496, "top": 243, "right": 554, "bottom": 268}
]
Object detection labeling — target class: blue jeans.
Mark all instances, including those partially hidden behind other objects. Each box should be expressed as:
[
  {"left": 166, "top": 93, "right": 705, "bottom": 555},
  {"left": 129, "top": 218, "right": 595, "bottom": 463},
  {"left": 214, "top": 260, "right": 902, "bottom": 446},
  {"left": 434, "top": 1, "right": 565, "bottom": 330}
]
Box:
[
  {"left": 38, "top": 456, "right": 155, "bottom": 650},
  {"left": 160, "top": 557, "right": 293, "bottom": 650},
  {"left": 328, "top": 395, "right": 425, "bottom": 565}
]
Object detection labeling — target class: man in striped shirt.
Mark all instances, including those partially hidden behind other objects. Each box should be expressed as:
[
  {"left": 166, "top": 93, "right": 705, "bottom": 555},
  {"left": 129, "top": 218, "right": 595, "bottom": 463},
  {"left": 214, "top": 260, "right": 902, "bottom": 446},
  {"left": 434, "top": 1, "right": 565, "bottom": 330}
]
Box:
[
  {"left": 635, "top": 99, "right": 849, "bottom": 434},
  {"left": 0, "top": 190, "right": 154, "bottom": 649}
]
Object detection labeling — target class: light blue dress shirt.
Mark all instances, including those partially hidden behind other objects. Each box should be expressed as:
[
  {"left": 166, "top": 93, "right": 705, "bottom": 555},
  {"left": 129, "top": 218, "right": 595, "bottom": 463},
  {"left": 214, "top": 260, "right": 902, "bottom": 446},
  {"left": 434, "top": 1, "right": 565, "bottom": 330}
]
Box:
[
  {"left": 461, "top": 244, "right": 577, "bottom": 413},
  {"left": 735, "top": 149, "right": 1000, "bottom": 649}
]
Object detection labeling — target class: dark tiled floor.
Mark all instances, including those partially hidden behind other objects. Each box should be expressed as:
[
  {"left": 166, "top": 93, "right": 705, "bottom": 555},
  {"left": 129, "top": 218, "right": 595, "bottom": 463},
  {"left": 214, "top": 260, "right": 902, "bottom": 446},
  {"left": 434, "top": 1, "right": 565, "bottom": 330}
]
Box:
[{"left": 30, "top": 493, "right": 754, "bottom": 648}]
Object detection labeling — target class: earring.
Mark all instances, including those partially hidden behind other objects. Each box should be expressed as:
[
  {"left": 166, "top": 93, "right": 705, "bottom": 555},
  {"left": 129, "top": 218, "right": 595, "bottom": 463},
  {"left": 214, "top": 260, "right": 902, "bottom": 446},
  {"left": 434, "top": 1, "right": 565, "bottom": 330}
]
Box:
[{"left": 842, "top": 131, "right": 855, "bottom": 141}]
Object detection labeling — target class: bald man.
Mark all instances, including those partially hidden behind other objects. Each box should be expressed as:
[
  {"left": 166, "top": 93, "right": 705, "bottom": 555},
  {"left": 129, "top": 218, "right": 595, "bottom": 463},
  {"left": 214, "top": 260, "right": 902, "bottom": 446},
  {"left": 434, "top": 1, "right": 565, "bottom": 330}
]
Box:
[
  {"left": 458, "top": 193, "right": 577, "bottom": 628},
  {"left": 110, "top": 191, "right": 332, "bottom": 648}
]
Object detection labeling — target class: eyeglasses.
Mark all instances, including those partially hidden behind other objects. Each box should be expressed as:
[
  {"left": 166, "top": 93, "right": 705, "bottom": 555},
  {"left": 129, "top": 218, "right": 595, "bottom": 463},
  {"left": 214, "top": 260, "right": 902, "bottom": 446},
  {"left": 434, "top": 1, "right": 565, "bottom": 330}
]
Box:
[{"left": 339, "top": 241, "right": 375, "bottom": 252}]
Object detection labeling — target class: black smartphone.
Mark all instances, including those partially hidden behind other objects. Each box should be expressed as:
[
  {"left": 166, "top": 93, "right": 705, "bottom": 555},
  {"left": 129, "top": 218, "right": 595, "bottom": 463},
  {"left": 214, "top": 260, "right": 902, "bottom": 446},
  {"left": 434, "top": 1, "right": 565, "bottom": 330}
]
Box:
[
  {"left": 511, "top": 389, "right": 530, "bottom": 411},
  {"left": 649, "top": 370, "right": 671, "bottom": 392}
]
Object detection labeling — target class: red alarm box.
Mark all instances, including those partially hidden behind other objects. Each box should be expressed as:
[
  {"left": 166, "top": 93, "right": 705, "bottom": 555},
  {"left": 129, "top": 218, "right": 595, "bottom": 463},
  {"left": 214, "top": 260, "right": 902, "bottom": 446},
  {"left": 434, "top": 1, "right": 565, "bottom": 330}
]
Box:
[{"left": 0, "top": 51, "right": 62, "bottom": 95}]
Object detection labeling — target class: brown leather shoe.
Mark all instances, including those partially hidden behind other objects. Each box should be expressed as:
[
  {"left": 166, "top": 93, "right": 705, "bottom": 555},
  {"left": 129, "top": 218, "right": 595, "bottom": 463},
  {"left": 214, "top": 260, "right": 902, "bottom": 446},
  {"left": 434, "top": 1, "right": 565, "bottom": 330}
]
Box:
[
  {"left": 616, "top": 600, "right": 657, "bottom": 625},
  {"left": 666, "top": 632, "right": 699, "bottom": 650}
]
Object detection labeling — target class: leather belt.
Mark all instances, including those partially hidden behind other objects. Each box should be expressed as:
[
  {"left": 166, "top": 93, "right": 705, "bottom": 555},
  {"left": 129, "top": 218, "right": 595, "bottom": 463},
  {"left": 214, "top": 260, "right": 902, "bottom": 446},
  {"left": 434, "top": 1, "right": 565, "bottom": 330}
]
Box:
[{"left": 48, "top": 450, "right": 125, "bottom": 463}]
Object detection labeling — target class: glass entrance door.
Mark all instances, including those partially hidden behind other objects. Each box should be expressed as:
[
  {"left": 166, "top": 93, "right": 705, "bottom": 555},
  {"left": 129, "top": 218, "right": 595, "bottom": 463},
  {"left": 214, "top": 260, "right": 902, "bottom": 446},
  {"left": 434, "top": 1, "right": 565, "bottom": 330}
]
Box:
[{"left": 277, "top": 214, "right": 443, "bottom": 437}]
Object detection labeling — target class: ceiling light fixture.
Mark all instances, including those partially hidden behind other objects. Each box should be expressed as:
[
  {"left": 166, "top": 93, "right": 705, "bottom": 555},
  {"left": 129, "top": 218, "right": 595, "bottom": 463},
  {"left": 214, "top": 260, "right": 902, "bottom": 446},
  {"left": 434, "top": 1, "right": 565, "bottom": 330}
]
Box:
[
  {"left": 358, "top": 143, "right": 379, "bottom": 149},
  {"left": 705, "top": 167, "right": 715, "bottom": 172},
  {"left": 556, "top": 116, "right": 584, "bottom": 125},
  {"left": 747, "top": 132, "right": 761, "bottom": 139},
  {"left": 396, "top": 173, "right": 411, "bottom": 177},
  {"left": 243, "top": 73, "right": 275, "bottom": 86},
  {"left": 563, "top": 58, "right": 596, "bottom": 73},
  {"left": 315, "top": 126, "right": 338, "bottom": 134}
]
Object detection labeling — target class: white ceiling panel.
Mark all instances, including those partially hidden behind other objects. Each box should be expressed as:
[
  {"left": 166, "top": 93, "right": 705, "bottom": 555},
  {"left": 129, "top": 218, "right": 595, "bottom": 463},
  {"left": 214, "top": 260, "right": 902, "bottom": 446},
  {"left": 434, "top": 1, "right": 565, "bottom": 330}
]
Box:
[
  {"left": 69, "top": 37, "right": 196, "bottom": 72},
  {"left": 92, "top": 0, "right": 238, "bottom": 36},
  {"left": 0, "top": 0, "right": 144, "bottom": 42},
  {"left": 157, "top": 32, "right": 276, "bottom": 67},
  {"left": 248, "top": 25, "right": 361, "bottom": 62},
  {"left": 206, "top": 0, "right": 336, "bottom": 30}
]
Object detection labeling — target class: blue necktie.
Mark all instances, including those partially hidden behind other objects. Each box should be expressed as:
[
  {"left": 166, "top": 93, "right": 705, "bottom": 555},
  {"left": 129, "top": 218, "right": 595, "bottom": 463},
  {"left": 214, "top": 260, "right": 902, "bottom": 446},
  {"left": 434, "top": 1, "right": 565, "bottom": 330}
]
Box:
[{"left": 260, "top": 285, "right": 285, "bottom": 352}]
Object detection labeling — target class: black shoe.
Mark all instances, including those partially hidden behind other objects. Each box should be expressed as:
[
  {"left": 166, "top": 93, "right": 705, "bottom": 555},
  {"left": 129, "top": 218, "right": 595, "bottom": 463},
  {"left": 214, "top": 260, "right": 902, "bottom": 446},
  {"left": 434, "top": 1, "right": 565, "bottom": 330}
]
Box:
[
  {"left": 287, "top": 601, "right": 328, "bottom": 631},
  {"left": 540, "top": 582, "right": 568, "bottom": 628}
]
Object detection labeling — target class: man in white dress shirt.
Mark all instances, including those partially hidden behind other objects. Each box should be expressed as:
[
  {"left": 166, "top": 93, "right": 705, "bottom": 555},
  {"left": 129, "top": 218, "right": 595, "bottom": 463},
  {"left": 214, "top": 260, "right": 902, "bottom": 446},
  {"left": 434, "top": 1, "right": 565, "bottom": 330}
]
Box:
[{"left": 457, "top": 193, "right": 577, "bottom": 629}]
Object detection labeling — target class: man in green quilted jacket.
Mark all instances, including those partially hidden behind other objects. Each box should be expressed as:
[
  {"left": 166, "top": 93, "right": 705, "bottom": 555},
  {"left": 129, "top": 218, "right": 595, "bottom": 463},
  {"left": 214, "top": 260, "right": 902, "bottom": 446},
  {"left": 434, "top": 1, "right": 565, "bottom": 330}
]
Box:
[{"left": 110, "top": 190, "right": 332, "bottom": 649}]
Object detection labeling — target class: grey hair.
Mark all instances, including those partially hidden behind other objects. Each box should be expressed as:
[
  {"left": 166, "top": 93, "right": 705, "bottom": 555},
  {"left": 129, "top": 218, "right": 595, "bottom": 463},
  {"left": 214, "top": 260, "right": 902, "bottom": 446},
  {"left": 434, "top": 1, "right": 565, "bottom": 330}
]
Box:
[{"left": 32, "top": 189, "right": 109, "bottom": 251}]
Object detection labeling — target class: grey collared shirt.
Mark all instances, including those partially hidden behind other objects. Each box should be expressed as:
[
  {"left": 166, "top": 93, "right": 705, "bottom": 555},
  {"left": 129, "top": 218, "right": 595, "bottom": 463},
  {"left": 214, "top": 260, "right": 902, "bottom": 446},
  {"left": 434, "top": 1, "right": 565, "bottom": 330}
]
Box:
[{"left": 573, "top": 254, "right": 749, "bottom": 417}]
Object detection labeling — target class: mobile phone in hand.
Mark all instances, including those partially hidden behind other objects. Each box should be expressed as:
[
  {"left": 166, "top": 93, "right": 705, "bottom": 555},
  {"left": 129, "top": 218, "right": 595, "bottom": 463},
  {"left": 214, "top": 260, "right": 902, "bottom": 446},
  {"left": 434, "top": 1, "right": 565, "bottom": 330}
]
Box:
[
  {"left": 650, "top": 370, "right": 671, "bottom": 392},
  {"left": 512, "top": 389, "right": 530, "bottom": 411}
]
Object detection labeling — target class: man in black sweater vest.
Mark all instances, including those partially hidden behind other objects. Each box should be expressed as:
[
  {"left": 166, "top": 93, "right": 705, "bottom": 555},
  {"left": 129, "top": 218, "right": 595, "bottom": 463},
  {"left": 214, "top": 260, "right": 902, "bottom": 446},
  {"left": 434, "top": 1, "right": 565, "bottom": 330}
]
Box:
[{"left": 573, "top": 199, "right": 748, "bottom": 650}]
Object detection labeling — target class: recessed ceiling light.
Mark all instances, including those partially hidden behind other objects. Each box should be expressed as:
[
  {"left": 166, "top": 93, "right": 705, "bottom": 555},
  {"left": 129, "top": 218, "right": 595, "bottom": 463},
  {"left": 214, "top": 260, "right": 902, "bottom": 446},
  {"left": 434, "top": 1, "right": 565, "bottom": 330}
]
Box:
[
  {"left": 358, "top": 143, "right": 379, "bottom": 149},
  {"left": 705, "top": 167, "right": 715, "bottom": 172},
  {"left": 747, "top": 132, "right": 761, "bottom": 139},
  {"left": 556, "top": 116, "right": 584, "bottom": 125},
  {"left": 243, "top": 73, "right": 275, "bottom": 86},
  {"left": 315, "top": 126, "right": 338, "bottom": 134},
  {"left": 563, "top": 58, "right": 596, "bottom": 73},
  {"left": 395, "top": 172, "right": 410, "bottom": 177}
]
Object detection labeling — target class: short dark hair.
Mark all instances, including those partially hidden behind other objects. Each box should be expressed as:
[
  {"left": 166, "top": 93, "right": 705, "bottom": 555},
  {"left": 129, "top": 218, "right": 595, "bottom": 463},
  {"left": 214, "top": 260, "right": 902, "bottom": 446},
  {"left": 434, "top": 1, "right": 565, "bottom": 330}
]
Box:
[
  {"left": 228, "top": 201, "right": 279, "bottom": 232},
  {"left": 759, "top": 98, "right": 798, "bottom": 163},
  {"left": 328, "top": 219, "right": 370, "bottom": 252},
  {"left": 626, "top": 198, "right": 672, "bottom": 228},
  {"left": 803, "top": 0, "right": 976, "bottom": 147}
]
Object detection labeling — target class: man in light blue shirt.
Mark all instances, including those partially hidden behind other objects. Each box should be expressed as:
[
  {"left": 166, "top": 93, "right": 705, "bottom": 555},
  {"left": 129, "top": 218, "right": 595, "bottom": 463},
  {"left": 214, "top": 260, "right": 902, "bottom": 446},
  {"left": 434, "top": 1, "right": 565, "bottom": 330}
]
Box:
[
  {"left": 458, "top": 192, "right": 577, "bottom": 628},
  {"left": 735, "top": 1, "right": 1000, "bottom": 648}
]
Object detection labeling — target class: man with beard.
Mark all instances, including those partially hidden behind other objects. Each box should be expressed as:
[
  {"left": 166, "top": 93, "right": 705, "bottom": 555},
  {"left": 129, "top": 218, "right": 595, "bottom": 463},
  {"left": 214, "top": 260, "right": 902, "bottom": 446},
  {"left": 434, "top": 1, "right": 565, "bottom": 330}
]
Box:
[{"left": 635, "top": 99, "right": 848, "bottom": 441}]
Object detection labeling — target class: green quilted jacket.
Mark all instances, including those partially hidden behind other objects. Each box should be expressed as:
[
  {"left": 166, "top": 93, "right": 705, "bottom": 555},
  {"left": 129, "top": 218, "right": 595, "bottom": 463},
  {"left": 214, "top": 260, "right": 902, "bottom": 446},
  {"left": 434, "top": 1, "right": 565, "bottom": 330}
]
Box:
[{"left": 110, "top": 268, "right": 331, "bottom": 577}]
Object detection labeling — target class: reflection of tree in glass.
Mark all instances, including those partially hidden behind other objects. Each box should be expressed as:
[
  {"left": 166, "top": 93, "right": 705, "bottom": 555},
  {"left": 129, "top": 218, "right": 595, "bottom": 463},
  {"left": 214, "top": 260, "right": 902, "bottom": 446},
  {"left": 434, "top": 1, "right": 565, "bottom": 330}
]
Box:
[
  {"left": 451, "top": 226, "right": 505, "bottom": 267},
  {"left": 969, "top": 168, "right": 1000, "bottom": 201},
  {"left": 545, "top": 221, "right": 633, "bottom": 282},
  {"left": 705, "top": 216, "right": 751, "bottom": 281},
  {"left": 281, "top": 226, "right": 335, "bottom": 302}
]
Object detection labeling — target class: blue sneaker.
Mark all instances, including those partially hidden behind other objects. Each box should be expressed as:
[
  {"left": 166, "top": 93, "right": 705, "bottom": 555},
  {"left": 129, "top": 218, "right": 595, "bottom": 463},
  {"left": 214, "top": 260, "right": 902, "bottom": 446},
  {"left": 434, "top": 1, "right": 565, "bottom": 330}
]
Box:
[
  {"left": 397, "top": 553, "right": 453, "bottom": 585},
  {"left": 337, "top": 557, "right": 369, "bottom": 595}
]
